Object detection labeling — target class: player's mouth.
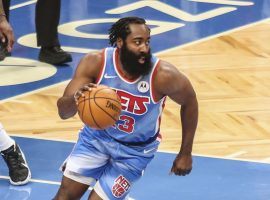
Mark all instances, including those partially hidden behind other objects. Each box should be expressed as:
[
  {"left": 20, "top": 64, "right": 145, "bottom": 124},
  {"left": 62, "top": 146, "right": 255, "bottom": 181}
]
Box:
[{"left": 138, "top": 56, "right": 145, "bottom": 64}]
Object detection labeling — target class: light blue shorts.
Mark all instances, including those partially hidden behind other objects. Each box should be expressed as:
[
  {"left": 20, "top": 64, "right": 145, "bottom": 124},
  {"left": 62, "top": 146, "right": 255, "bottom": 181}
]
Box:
[{"left": 63, "top": 128, "right": 160, "bottom": 200}]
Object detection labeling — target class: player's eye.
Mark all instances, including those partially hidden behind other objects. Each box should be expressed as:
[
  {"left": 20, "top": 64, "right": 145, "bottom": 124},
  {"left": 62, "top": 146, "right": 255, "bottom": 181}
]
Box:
[{"left": 135, "top": 41, "right": 141, "bottom": 45}]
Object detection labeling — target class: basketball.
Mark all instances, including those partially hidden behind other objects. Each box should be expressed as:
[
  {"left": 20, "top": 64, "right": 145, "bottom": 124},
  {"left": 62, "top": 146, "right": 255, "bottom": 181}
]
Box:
[{"left": 77, "top": 85, "right": 122, "bottom": 129}]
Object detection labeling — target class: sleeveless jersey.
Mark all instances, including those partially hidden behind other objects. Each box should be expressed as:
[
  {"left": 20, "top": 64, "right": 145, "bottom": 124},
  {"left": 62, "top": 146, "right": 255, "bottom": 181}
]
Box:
[{"left": 84, "top": 47, "right": 166, "bottom": 144}]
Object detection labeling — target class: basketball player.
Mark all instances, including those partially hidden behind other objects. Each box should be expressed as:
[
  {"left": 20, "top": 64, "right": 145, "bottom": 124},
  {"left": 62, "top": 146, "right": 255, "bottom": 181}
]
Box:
[
  {"left": 55, "top": 17, "right": 198, "bottom": 200},
  {"left": 0, "top": 122, "right": 31, "bottom": 185}
]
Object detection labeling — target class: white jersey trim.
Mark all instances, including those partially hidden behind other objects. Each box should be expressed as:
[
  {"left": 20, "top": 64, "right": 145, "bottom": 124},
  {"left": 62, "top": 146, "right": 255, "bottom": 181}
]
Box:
[
  {"left": 63, "top": 169, "right": 95, "bottom": 186},
  {"left": 94, "top": 181, "right": 110, "bottom": 200},
  {"left": 155, "top": 97, "right": 166, "bottom": 134},
  {"left": 150, "top": 59, "right": 166, "bottom": 104}
]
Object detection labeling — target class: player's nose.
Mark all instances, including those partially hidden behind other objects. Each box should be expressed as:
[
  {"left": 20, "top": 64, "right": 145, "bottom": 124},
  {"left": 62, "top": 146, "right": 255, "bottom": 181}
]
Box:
[{"left": 140, "top": 44, "right": 148, "bottom": 54}]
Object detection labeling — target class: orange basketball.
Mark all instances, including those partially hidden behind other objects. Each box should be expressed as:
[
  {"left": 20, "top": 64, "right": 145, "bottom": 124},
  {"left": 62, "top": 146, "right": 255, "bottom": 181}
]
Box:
[{"left": 77, "top": 85, "right": 122, "bottom": 129}]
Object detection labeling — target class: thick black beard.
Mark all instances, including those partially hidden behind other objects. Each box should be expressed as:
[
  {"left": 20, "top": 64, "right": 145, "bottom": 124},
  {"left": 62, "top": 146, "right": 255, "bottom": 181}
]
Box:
[{"left": 119, "top": 43, "right": 152, "bottom": 77}]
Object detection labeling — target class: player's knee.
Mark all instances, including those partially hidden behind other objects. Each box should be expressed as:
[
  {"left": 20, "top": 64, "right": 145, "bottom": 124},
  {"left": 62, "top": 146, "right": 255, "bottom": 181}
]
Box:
[
  {"left": 88, "top": 189, "right": 104, "bottom": 200},
  {"left": 54, "top": 178, "right": 86, "bottom": 200},
  {"left": 53, "top": 185, "right": 76, "bottom": 200}
]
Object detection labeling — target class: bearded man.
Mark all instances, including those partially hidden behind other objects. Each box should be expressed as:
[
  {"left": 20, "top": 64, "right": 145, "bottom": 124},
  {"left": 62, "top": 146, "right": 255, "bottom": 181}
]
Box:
[{"left": 55, "top": 16, "right": 198, "bottom": 200}]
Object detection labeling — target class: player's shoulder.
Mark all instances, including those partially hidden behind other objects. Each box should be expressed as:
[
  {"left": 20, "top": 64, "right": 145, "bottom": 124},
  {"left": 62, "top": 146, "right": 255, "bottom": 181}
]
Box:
[
  {"left": 83, "top": 50, "right": 104, "bottom": 65},
  {"left": 75, "top": 50, "right": 105, "bottom": 79},
  {"left": 155, "top": 60, "right": 181, "bottom": 81},
  {"left": 153, "top": 59, "right": 190, "bottom": 97},
  {"left": 79, "top": 50, "right": 104, "bottom": 71}
]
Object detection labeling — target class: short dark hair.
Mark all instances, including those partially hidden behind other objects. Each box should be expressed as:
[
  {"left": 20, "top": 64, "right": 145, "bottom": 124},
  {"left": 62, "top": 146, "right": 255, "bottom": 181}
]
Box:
[{"left": 108, "top": 17, "right": 149, "bottom": 47}]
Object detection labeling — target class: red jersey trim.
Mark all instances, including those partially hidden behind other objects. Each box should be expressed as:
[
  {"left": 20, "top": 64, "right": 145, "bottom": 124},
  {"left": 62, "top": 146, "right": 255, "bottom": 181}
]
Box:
[
  {"left": 155, "top": 96, "right": 166, "bottom": 139},
  {"left": 150, "top": 59, "right": 166, "bottom": 104}
]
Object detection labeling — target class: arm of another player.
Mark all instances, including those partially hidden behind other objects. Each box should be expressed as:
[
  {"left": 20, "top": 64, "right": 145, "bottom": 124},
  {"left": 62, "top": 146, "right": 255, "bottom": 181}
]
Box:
[
  {"left": 154, "top": 60, "right": 198, "bottom": 176},
  {"left": 0, "top": 1, "right": 14, "bottom": 51},
  {"left": 57, "top": 51, "right": 103, "bottom": 119}
]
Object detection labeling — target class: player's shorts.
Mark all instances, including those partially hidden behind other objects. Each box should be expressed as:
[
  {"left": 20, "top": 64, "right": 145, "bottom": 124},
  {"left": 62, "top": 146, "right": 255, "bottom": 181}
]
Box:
[{"left": 62, "top": 127, "right": 160, "bottom": 200}]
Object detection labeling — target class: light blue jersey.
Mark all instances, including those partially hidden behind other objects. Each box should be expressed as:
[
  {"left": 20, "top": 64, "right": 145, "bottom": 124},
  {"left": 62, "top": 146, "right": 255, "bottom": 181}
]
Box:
[
  {"left": 63, "top": 47, "right": 166, "bottom": 200},
  {"left": 84, "top": 47, "right": 165, "bottom": 144}
]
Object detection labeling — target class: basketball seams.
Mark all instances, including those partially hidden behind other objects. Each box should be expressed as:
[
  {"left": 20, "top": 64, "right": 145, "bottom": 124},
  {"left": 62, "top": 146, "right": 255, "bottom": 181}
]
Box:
[
  {"left": 77, "top": 86, "right": 121, "bottom": 129},
  {"left": 94, "top": 88, "right": 121, "bottom": 106},
  {"left": 94, "top": 88, "right": 121, "bottom": 121},
  {"left": 94, "top": 88, "right": 122, "bottom": 109},
  {"left": 80, "top": 96, "right": 86, "bottom": 124},
  {"left": 78, "top": 97, "right": 121, "bottom": 106},
  {"left": 88, "top": 90, "right": 102, "bottom": 129},
  {"left": 94, "top": 99, "right": 119, "bottom": 121}
]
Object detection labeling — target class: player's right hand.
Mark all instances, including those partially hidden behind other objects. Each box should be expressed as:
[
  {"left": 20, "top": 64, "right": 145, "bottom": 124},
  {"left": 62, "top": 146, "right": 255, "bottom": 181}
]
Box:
[{"left": 74, "top": 83, "right": 97, "bottom": 104}]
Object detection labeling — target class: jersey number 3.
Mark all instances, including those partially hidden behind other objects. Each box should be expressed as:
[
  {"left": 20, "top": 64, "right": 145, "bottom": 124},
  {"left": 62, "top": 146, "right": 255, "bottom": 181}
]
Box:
[{"left": 115, "top": 115, "right": 135, "bottom": 133}]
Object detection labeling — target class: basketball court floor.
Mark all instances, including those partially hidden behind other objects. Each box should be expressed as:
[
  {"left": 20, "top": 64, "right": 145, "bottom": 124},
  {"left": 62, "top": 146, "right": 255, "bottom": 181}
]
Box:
[{"left": 1, "top": 0, "right": 270, "bottom": 199}]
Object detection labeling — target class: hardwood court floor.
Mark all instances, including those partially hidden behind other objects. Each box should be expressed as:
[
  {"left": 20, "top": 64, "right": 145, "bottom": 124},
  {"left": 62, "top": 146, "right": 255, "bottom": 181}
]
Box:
[{"left": 1, "top": 20, "right": 269, "bottom": 162}]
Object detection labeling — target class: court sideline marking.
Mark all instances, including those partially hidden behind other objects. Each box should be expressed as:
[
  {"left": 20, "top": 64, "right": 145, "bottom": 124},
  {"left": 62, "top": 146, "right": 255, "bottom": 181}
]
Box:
[
  {"left": 10, "top": 0, "right": 37, "bottom": 10},
  {"left": 7, "top": 134, "right": 270, "bottom": 165}
]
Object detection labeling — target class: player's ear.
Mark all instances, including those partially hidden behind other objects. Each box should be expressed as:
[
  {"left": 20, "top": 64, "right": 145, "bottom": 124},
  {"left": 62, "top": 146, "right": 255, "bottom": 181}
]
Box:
[{"left": 116, "top": 38, "right": 123, "bottom": 48}]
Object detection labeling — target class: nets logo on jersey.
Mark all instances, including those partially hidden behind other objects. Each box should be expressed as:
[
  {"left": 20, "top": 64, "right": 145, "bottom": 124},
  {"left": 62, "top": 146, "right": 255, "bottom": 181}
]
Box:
[
  {"left": 116, "top": 89, "right": 150, "bottom": 115},
  {"left": 112, "top": 175, "right": 131, "bottom": 198}
]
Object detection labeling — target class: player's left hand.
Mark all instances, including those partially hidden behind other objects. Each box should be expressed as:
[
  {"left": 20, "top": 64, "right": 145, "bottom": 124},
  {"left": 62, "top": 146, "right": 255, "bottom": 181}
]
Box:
[{"left": 170, "top": 153, "right": 192, "bottom": 176}]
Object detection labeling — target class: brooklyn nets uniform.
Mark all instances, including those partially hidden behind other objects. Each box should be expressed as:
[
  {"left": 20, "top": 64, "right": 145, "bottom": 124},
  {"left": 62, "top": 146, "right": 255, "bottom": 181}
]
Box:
[{"left": 63, "top": 47, "right": 166, "bottom": 200}]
